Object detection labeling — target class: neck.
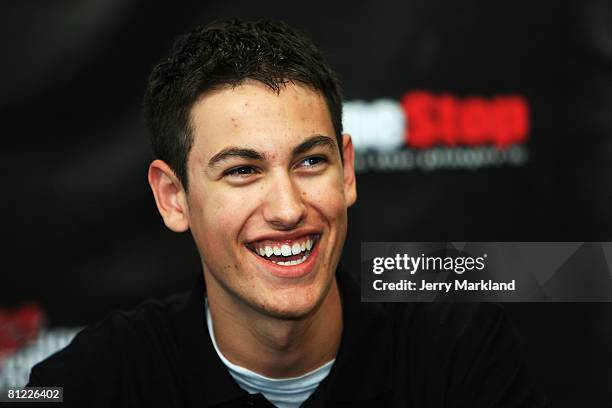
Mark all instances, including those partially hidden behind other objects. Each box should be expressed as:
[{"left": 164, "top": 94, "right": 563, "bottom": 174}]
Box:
[{"left": 205, "top": 276, "right": 343, "bottom": 379}]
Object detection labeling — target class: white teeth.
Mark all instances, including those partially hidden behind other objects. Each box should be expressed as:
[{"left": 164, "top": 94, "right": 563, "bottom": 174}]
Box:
[
  {"left": 291, "top": 243, "right": 301, "bottom": 255},
  {"left": 270, "top": 252, "right": 309, "bottom": 267},
  {"left": 252, "top": 236, "right": 316, "bottom": 261}
]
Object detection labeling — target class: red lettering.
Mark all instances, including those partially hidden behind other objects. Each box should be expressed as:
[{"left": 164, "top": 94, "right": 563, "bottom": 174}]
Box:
[
  {"left": 401, "top": 91, "right": 436, "bottom": 148},
  {"left": 459, "top": 97, "right": 490, "bottom": 145},
  {"left": 492, "top": 96, "right": 529, "bottom": 147},
  {"left": 438, "top": 94, "right": 458, "bottom": 145},
  {"left": 401, "top": 91, "right": 530, "bottom": 148}
]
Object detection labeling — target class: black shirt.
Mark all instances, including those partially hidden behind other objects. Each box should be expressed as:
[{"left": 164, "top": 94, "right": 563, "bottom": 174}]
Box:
[{"left": 26, "top": 267, "right": 549, "bottom": 407}]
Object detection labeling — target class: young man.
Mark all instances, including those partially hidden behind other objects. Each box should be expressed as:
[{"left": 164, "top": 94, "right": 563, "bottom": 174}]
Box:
[{"left": 27, "top": 19, "right": 548, "bottom": 407}]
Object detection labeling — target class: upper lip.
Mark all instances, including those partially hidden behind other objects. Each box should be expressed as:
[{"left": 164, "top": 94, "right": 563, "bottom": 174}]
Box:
[{"left": 245, "top": 229, "right": 321, "bottom": 245}]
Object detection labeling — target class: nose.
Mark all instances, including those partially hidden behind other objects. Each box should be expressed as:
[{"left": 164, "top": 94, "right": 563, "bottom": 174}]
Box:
[{"left": 262, "top": 172, "right": 307, "bottom": 230}]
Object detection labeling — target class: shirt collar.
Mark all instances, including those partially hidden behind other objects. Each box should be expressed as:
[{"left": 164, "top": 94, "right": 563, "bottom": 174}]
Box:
[{"left": 173, "top": 265, "right": 399, "bottom": 406}]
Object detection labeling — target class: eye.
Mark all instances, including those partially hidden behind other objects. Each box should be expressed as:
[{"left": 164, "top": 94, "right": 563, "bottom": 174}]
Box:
[
  {"left": 224, "top": 166, "right": 257, "bottom": 178},
  {"left": 298, "top": 156, "right": 327, "bottom": 168}
]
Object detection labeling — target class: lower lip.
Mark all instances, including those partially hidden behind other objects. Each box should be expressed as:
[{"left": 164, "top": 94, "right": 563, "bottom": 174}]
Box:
[{"left": 248, "top": 239, "right": 320, "bottom": 279}]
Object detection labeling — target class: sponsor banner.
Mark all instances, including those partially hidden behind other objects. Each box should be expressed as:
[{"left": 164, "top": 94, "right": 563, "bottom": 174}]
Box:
[
  {"left": 361, "top": 242, "right": 612, "bottom": 302},
  {"left": 344, "top": 91, "right": 530, "bottom": 173}
]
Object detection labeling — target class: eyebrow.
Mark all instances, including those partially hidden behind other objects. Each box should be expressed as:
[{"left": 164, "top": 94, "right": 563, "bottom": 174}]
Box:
[
  {"left": 208, "top": 148, "right": 266, "bottom": 168},
  {"left": 292, "top": 134, "right": 337, "bottom": 157},
  {"left": 207, "top": 134, "right": 337, "bottom": 169}
]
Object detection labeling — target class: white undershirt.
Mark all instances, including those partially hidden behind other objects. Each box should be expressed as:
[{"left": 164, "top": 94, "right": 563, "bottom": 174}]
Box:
[{"left": 205, "top": 299, "right": 335, "bottom": 408}]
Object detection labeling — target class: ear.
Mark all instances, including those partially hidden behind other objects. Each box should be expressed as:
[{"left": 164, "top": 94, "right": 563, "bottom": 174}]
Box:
[
  {"left": 341, "top": 133, "right": 357, "bottom": 207},
  {"left": 147, "top": 159, "right": 190, "bottom": 232}
]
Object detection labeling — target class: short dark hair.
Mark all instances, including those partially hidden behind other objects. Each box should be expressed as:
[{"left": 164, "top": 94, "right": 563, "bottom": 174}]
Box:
[{"left": 143, "top": 19, "right": 343, "bottom": 190}]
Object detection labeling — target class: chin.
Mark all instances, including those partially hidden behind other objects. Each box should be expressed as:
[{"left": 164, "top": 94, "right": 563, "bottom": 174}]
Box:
[{"left": 255, "top": 289, "right": 324, "bottom": 321}]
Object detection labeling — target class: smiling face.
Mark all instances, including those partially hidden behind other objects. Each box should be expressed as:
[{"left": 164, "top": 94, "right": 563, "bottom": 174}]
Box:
[{"left": 182, "top": 80, "right": 356, "bottom": 319}]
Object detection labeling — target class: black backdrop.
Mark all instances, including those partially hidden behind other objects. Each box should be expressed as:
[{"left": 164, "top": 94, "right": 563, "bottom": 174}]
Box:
[{"left": 3, "top": 1, "right": 612, "bottom": 406}]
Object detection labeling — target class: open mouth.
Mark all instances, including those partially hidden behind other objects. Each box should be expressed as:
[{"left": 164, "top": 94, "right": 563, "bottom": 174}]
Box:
[{"left": 246, "top": 234, "right": 320, "bottom": 266}]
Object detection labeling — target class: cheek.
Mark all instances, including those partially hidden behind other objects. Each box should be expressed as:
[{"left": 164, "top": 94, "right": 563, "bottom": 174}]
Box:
[
  {"left": 302, "top": 176, "right": 347, "bottom": 221},
  {"left": 190, "top": 186, "right": 262, "bottom": 243}
]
